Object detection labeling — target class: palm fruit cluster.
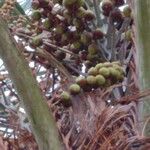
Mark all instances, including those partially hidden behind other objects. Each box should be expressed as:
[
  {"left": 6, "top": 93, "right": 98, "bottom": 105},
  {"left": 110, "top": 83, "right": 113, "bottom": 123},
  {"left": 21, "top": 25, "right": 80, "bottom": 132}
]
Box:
[
  {"left": 0, "top": 0, "right": 16, "bottom": 19},
  {"left": 60, "top": 61, "right": 124, "bottom": 106}
]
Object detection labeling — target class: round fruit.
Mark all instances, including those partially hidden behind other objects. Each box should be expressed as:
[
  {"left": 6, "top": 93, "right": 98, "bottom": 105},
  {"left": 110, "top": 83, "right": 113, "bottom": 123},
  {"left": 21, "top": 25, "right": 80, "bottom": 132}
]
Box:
[
  {"left": 86, "top": 75, "right": 96, "bottom": 85},
  {"left": 125, "top": 29, "right": 132, "bottom": 41},
  {"left": 93, "top": 28, "right": 104, "bottom": 40},
  {"left": 43, "top": 18, "right": 52, "bottom": 30},
  {"left": 69, "top": 84, "right": 81, "bottom": 94},
  {"left": 31, "top": 10, "right": 41, "bottom": 21},
  {"left": 88, "top": 43, "right": 98, "bottom": 55},
  {"left": 109, "top": 67, "right": 120, "bottom": 78},
  {"left": 76, "top": 7, "right": 86, "bottom": 18},
  {"left": 103, "top": 62, "right": 112, "bottom": 67},
  {"left": 101, "top": 0, "right": 113, "bottom": 16},
  {"left": 112, "top": 64, "right": 124, "bottom": 74},
  {"left": 99, "top": 67, "right": 110, "bottom": 77},
  {"left": 88, "top": 67, "right": 98, "bottom": 76},
  {"left": 32, "top": 0, "right": 40, "bottom": 10},
  {"left": 95, "top": 63, "right": 103, "bottom": 70},
  {"left": 84, "top": 10, "right": 95, "bottom": 21},
  {"left": 123, "top": 5, "right": 132, "bottom": 17},
  {"left": 31, "top": 36, "right": 42, "bottom": 47},
  {"left": 110, "top": 8, "right": 123, "bottom": 23},
  {"left": 55, "top": 51, "right": 66, "bottom": 60},
  {"left": 81, "top": 32, "right": 92, "bottom": 45},
  {"left": 60, "top": 91, "right": 70, "bottom": 101},
  {"left": 95, "top": 75, "right": 106, "bottom": 86},
  {"left": 75, "top": 76, "right": 87, "bottom": 87}
]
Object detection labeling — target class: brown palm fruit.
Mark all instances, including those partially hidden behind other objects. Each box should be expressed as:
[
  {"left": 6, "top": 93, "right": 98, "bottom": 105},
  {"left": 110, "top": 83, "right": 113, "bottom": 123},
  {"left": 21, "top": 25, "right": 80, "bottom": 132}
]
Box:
[
  {"left": 63, "top": 0, "right": 84, "bottom": 10},
  {"left": 76, "top": 76, "right": 87, "bottom": 88},
  {"left": 73, "top": 18, "right": 84, "bottom": 29},
  {"left": 55, "top": 51, "right": 66, "bottom": 60},
  {"left": 86, "top": 75, "right": 97, "bottom": 86},
  {"left": 88, "top": 43, "right": 98, "bottom": 55},
  {"left": 31, "top": 10, "right": 41, "bottom": 21},
  {"left": 93, "top": 28, "right": 104, "bottom": 40},
  {"left": 111, "top": 0, "right": 124, "bottom": 7},
  {"left": 84, "top": 10, "right": 95, "bottom": 21},
  {"left": 69, "top": 84, "right": 81, "bottom": 94},
  {"left": 43, "top": 18, "right": 52, "bottom": 30},
  {"left": 38, "top": 0, "right": 49, "bottom": 7},
  {"left": 101, "top": 0, "right": 113, "bottom": 17},
  {"left": 110, "top": 8, "right": 123, "bottom": 23},
  {"left": 123, "top": 5, "right": 132, "bottom": 17},
  {"left": 31, "top": 0, "right": 40, "bottom": 10},
  {"left": 88, "top": 67, "right": 98, "bottom": 76},
  {"left": 99, "top": 67, "right": 110, "bottom": 78},
  {"left": 31, "top": 36, "right": 43, "bottom": 47},
  {"left": 81, "top": 32, "right": 92, "bottom": 46},
  {"left": 95, "top": 74, "right": 106, "bottom": 86}
]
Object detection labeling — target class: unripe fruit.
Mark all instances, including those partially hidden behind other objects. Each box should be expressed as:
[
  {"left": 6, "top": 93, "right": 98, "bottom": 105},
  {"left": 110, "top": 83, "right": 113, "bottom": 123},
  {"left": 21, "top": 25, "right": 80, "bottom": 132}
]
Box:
[
  {"left": 73, "top": 41, "right": 83, "bottom": 49},
  {"left": 86, "top": 75, "right": 96, "bottom": 85},
  {"left": 60, "top": 91, "right": 70, "bottom": 101},
  {"left": 123, "top": 5, "right": 132, "bottom": 17},
  {"left": 76, "top": 7, "right": 86, "bottom": 18},
  {"left": 95, "top": 63, "right": 103, "bottom": 70},
  {"left": 75, "top": 76, "right": 87, "bottom": 87},
  {"left": 84, "top": 10, "right": 95, "bottom": 21},
  {"left": 109, "top": 67, "right": 120, "bottom": 78},
  {"left": 103, "top": 62, "right": 112, "bottom": 67},
  {"left": 88, "top": 43, "right": 98, "bottom": 55},
  {"left": 31, "top": 10, "right": 41, "bottom": 21},
  {"left": 69, "top": 84, "right": 81, "bottom": 94},
  {"left": 81, "top": 32, "right": 92, "bottom": 45},
  {"left": 87, "top": 54, "right": 98, "bottom": 61},
  {"left": 88, "top": 67, "right": 98, "bottom": 76},
  {"left": 112, "top": 61, "right": 121, "bottom": 66},
  {"left": 93, "top": 28, "right": 104, "bottom": 40},
  {"left": 99, "top": 67, "right": 110, "bottom": 77},
  {"left": 125, "top": 29, "right": 132, "bottom": 41},
  {"left": 63, "top": 0, "right": 84, "bottom": 10},
  {"left": 95, "top": 75, "right": 106, "bottom": 86},
  {"left": 31, "top": 36, "right": 42, "bottom": 47},
  {"left": 43, "top": 18, "right": 52, "bottom": 30},
  {"left": 112, "top": 65, "right": 124, "bottom": 74}
]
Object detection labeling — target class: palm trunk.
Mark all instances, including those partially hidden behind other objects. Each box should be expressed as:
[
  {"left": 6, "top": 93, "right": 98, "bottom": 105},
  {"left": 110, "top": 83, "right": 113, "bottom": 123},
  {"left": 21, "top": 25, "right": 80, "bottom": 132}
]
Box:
[
  {"left": 0, "top": 18, "right": 61, "bottom": 150},
  {"left": 134, "top": 0, "right": 150, "bottom": 136}
]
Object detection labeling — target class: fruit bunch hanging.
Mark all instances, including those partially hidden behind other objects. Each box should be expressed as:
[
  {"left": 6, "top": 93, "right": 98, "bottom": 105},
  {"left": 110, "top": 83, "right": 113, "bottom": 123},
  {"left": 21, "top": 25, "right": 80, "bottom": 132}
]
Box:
[{"left": 60, "top": 61, "right": 125, "bottom": 107}]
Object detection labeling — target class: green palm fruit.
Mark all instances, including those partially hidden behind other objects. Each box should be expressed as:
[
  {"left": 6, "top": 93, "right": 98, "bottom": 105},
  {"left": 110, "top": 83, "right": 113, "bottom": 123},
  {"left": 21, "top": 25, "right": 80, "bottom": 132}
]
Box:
[
  {"left": 69, "top": 84, "right": 81, "bottom": 94},
  {"left": 86, "top": 75, "right": 96, "bottom": 85},
  {"left": 60, "top": 91, "right": 70, "bottom": 101},
  {"left": 109, "top": 67, "right": 120, "bottom": 78},
  {"left": 81, "top": 32, "right": 92, "bottom": 45},
  {"left": 76, "top": 7, "right": 86, "bottom": 18},
  {"left": 31, "top": 36, "right": 42, "bottom": 47},
  {"left": 43, "top": 18, "right": 51, "bottom": 30},
  {"left": 88, "top": 43, "right": 98, "bottom": 55},
  {"left": 123, "top": 5, "right": 132, "bottom": 17},
  {"left": 95, "top": 74, "right": 106, "bottom": 86},
  {"left": 88, "top": 67, "right": 98, "bottom": 76},
  {"left": 99, "top": 67, "right": 110, "bottom": 77},
  {"left": 31, "top": 10, "right": 41, "bottom": 21},
  {"left": 95, "top": 63, "right": 104, "bottom": 70},
  {"left": 103, "top": 62, "right": 112, "bottom": 67},
  {"left": 112, "top": 64, "right": 124, "bottom": 74},
  {"left": 125, "top": 29, "right": 132, "bottom": 41}
]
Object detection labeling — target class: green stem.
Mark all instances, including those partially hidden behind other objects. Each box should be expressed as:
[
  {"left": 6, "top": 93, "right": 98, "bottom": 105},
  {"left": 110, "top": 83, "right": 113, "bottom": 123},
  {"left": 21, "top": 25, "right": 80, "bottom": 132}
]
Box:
[
  {"left": 0, "top": 18, "right": 61, "bottom": 150},
  {"left": 134, "top": 0, "right": 150, "bottom": 136}
]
